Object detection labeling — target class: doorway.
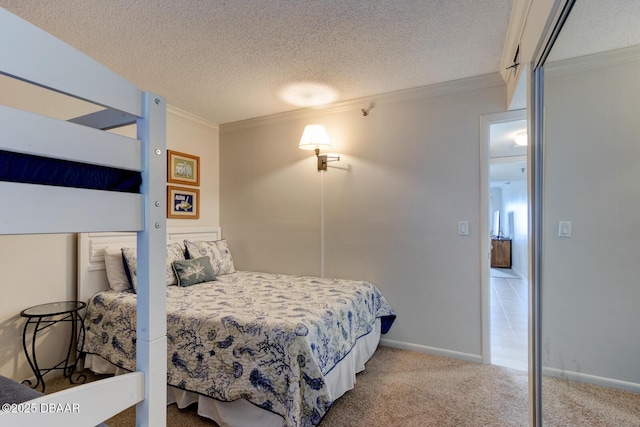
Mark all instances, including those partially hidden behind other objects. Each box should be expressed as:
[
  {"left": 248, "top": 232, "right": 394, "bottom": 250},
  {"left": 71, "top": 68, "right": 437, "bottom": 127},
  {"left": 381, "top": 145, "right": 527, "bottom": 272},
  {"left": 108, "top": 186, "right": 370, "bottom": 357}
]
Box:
[{"left": 481, "top": 110, "right": 528, "bottom": 370}]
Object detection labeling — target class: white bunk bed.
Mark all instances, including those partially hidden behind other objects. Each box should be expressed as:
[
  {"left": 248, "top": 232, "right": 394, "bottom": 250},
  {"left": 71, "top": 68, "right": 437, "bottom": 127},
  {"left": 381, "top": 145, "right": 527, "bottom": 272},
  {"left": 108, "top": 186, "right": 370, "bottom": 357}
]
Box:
[{"left": 0, "top": 8, "right": 167, "bottom": 427}]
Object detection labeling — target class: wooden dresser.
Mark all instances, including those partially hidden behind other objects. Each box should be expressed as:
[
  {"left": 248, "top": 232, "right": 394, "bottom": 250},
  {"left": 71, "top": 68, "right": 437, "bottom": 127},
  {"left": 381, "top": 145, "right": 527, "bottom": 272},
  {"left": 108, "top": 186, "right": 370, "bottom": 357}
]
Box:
[{"left": 491, "top": 238, "right": 512, "bottom": 268}]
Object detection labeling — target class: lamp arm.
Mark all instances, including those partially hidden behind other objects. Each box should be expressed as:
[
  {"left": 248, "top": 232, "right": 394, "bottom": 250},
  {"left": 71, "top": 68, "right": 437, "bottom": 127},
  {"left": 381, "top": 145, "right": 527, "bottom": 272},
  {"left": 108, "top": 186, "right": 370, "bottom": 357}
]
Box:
[{"left": 316, "top": 153, "right": 340, "bottom": 171}]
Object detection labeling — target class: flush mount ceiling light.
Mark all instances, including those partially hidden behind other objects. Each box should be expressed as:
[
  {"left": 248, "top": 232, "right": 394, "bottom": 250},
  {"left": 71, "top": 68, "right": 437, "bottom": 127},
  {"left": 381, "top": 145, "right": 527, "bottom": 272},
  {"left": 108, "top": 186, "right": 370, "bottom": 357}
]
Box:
[
  {"left": 299, "top": 124, "right": 340, "bottom": 171},
  {"left": 279, "top": 82, "right": 338, "bottom": 107},
  {"left": 514, "top": 130, "right": 528, "bottom": 146}
]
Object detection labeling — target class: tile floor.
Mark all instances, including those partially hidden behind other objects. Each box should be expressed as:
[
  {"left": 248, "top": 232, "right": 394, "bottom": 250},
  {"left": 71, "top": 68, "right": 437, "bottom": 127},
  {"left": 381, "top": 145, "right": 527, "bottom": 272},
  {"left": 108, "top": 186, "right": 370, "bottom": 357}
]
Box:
[{"left": 490, "top": 269, "right": 528, "bottom": 371}]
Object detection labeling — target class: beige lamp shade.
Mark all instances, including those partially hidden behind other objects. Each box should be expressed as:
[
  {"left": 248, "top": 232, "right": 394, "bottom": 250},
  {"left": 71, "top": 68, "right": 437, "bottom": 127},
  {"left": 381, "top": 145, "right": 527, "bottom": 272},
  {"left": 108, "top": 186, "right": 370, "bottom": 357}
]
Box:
[{"left": 299, "top": 124, "right": 331, "bottom": 150}]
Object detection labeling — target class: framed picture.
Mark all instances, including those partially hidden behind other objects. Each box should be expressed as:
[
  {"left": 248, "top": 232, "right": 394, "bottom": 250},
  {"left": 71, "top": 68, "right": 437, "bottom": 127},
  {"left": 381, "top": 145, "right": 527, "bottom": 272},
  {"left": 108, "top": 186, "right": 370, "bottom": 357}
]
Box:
[
  {"left": 167, "top": 150, "right": 200, "bottom": 186},
  {"left": 167, "top": 186, "right": 200, "bottom": 219}
]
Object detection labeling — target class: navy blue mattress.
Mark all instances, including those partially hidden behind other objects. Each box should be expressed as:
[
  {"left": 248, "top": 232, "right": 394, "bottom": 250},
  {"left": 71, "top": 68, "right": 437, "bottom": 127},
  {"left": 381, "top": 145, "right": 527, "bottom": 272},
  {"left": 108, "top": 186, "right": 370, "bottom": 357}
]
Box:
[
  {"left": 0, "top": 374, "right": 42, "bottom": 404},
  {"left": 0, "top": 150, "right": 141, "bottom": 193},
  {"left": 0, "top": 375, "right": 109, "bottom": 426}
]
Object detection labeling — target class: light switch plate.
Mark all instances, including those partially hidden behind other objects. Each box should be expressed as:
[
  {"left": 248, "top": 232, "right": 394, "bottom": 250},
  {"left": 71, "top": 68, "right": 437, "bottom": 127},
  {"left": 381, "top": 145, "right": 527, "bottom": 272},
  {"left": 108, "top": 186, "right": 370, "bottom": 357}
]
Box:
[
  {"left": 458, "top": 221, "right": 469, "bottom": 236},
  {"left": 558, "top": 221, "right": 571, "bottom": 237}
]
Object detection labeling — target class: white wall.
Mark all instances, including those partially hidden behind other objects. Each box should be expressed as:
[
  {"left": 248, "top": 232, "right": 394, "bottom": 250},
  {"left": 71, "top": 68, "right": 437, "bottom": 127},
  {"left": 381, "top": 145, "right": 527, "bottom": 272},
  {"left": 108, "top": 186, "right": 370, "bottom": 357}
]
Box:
[
  {"left": 0, "top": 234, "right": 77, "bottom": 380},
  {"left": 0, "top": 79, "right": 220, "bottom": 380},
  {"left": 542, "top": 48, "right": 640, "bottom": 387},
  {"left": 490, "top": 186, "right": 503, "bottom": 236},
  {"left": 165, "top": 107, "right": 220, "bottom": 228},
  {"left": 495, "top": 180, "right": 528, "bottom": 277},
  {"left": 220, "top": 75, "right": 506, "bottom": 359}
]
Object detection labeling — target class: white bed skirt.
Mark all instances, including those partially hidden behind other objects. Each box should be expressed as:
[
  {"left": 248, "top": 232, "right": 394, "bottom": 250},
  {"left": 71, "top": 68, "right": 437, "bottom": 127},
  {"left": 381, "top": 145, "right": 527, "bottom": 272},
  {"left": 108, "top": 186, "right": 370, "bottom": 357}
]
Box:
[{"left": 84, "top": 319, "right": 381, "bottom": 427}]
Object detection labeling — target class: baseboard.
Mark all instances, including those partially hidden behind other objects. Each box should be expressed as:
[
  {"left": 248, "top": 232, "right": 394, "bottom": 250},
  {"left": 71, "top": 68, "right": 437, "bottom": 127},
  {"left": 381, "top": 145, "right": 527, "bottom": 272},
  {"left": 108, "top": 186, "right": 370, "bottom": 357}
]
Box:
[
  {"left": 543, "top": 367, "right": 640, "bottom": 393},
  {"left": 378, "top": 340, "right": 640, "bottom": 393},
  {"left": 379, "top": 338, "right": 483, "bottom": 363},
  {"left": 512, "top": 267, "right": 527, "bottom": 281}
]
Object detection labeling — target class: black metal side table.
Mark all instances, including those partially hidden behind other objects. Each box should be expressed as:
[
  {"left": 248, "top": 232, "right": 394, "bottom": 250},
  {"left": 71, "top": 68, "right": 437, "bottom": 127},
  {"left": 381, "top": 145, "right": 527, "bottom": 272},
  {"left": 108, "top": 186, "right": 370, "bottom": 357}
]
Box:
[{"left": 20, "top": 301, "right": 86, "bottom": 393}]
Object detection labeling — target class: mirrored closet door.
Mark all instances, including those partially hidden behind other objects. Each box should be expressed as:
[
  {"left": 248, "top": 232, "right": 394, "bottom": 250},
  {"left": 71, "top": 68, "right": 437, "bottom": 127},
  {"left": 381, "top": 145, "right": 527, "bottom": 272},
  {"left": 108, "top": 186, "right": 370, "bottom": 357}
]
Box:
[{"left": 539, "top": 1, "right": 640, "bottom": 424}]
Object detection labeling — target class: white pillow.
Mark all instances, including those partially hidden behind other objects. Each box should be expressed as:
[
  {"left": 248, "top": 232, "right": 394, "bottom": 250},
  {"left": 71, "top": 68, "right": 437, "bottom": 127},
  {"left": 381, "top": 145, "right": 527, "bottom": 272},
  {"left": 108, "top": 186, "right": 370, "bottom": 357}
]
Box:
[
  {"left": 104, "top": 247, "right": 131, "bottom": 291},
  {"left": 184, "top": 239, "right": 235, "bottom": 275}
]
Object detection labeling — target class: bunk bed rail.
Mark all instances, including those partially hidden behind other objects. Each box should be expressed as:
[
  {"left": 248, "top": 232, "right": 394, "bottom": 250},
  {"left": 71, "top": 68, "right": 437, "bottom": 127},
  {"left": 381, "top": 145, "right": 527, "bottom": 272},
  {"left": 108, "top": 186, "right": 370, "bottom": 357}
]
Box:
[
  {"left": 0, "top": 102, "right": 145, "bottom": 235},
  {"left": 0, "top": 8, "right": 142, "bottom": 117},
  {"left": 0, "top": 182, "right": 143, "bottom": 234},
  {"left": 1, "top": 105, "right": 143, "bottom": 170}
]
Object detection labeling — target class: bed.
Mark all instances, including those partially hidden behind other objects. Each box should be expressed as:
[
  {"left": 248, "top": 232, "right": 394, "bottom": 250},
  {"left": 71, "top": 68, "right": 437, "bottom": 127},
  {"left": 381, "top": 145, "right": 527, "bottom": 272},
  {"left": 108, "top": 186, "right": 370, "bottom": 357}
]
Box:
[
  {"left": 1, "top": 7, "right": 167, "bottom": 427},
  {"left": 77, "top": 228, "right": 396, "bottom": 427}
]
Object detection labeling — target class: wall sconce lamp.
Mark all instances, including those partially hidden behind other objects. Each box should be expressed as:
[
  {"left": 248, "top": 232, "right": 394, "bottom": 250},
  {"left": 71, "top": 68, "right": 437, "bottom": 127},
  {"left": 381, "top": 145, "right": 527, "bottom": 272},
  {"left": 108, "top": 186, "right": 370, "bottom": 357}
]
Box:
[{"left": 299, "top": 124, "right": 340, "bottom": 171}]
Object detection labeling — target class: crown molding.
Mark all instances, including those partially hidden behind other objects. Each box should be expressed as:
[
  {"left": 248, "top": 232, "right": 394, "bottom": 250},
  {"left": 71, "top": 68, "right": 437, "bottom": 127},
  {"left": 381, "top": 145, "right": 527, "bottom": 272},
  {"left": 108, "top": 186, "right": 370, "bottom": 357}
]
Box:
[
  {"left": 499, "top": 0, "right": 572, "bottom": 107},
  {"left": 167, "top": 104, "right": 219, "bottom": 131},
  {"left": 499, "top": 0, "right": 532, "bottom": 82},
  {"left": 220, "top": 73, "right": 505, "bottom": 134}
]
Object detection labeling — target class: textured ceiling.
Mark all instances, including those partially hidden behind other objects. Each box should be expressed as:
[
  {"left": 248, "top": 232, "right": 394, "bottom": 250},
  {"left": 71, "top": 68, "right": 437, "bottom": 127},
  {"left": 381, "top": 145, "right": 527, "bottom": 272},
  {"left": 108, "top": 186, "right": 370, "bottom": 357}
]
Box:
[
  {"left": 0, "top": 0, "right": 513, "bottom": 124},
  {"left": 548, "top": 0, "right": 640, "bottom": 62}
]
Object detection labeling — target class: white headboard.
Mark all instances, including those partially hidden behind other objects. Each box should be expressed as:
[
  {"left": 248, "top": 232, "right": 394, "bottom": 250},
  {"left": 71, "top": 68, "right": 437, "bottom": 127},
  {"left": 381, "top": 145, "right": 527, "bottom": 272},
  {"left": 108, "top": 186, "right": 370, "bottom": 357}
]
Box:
[{"left": 77, "top": 226, "right": 222, "bottom": 302}]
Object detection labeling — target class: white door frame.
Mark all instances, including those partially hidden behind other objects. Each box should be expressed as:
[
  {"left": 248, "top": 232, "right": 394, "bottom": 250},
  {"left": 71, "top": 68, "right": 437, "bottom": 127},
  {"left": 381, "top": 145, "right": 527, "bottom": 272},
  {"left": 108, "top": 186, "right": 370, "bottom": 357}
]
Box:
[{"left": 480, "top": 109, "right": 527, "bottom": 363}]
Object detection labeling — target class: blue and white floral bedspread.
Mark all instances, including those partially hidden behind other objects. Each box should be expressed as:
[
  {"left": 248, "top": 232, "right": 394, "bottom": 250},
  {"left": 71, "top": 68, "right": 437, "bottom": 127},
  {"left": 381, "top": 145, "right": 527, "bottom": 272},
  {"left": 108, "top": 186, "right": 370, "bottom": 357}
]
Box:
[{"left": 84, "top": 271, "right": 396, "bottom": 426}]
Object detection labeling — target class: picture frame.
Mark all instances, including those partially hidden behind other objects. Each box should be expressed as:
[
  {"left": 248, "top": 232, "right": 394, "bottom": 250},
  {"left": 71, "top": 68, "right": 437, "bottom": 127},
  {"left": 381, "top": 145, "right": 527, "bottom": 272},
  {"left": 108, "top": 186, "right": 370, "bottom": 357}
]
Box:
[
  {"left": 167, "top": 186, "right": 200, "bottom": 219},
  {"left": 167, "top": 150, "right": 200, "bottom": 186}
]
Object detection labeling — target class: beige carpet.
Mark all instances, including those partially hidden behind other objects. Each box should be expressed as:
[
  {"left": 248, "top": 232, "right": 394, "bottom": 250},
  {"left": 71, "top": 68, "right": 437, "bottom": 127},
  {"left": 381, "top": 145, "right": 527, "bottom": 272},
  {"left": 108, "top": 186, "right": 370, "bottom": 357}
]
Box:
[{"left": 46, "top": 346, "right": 640, "bottom": 426}]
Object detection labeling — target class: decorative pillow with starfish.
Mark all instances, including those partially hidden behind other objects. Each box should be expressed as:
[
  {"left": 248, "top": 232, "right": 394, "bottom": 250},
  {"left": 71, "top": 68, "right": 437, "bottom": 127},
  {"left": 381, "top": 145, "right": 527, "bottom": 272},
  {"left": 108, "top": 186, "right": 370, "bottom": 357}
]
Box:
[{"left": 172, "top": 256, "right": 216, "bottom": 287}]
